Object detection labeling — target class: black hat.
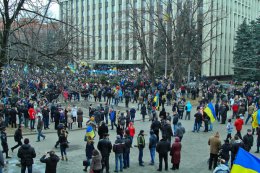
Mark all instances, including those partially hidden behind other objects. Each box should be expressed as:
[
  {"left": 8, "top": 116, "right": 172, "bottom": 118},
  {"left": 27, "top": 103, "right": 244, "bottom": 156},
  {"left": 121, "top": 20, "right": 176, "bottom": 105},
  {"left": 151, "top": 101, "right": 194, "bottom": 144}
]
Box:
[{"left": 140, "top": 130, "right": 144, "bottom": 134}]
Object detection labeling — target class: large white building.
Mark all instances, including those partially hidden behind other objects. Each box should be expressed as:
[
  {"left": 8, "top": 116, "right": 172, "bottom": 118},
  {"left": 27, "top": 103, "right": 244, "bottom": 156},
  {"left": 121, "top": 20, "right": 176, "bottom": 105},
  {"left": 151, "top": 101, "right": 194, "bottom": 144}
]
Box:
[{"left": 60, "top": 0, "right": 260, "bottom": 76}]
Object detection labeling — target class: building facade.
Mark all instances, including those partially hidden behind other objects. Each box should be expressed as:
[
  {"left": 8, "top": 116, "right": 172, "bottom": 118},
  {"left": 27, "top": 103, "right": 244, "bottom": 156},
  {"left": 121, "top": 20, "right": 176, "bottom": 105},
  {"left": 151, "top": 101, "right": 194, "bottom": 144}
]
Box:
[
  {"left": 60, "top": 0, "right": 260, "bottom": 76},
  {"left": 201, "top": 0, "right": 260, "bottom": 76}
]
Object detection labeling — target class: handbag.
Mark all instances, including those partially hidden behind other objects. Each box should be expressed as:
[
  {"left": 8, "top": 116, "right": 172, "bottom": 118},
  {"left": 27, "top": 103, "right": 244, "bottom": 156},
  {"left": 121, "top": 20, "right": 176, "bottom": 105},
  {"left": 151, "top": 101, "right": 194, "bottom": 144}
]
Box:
[{"left": 83, "top": 160, "right": 90, "bottom": 167}]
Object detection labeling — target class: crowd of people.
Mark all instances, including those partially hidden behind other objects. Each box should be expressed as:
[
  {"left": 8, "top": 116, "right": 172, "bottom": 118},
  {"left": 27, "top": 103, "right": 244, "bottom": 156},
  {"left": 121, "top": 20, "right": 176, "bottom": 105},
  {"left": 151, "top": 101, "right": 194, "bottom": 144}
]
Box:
[{"left": 0, "top": 66, "right": 259, "bottom": 173}]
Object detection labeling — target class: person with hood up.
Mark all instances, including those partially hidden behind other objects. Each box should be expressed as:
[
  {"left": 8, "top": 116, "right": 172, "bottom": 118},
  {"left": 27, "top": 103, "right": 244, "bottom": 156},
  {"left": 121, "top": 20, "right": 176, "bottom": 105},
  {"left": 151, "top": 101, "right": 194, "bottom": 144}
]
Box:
[
  {"left": 17, "top": 138, "right": 36, "bottom": 173},
  {"left": 170, "top": 137, "right": 182, "bottom": 170},
  {"left": 90, "top": 149, "right": 102, "bottom": 173},
  {"left": 149, "top": 130, "right": 157, "bottom": 165},
  {"left": 156, "top": 135, "right": 171, "bottom": 171},
  {"left": 175, "top": 122, "right": 185, "bottom": 141},
  {"left": 40, "top": 151, "right": 60, "bottom": 173}
]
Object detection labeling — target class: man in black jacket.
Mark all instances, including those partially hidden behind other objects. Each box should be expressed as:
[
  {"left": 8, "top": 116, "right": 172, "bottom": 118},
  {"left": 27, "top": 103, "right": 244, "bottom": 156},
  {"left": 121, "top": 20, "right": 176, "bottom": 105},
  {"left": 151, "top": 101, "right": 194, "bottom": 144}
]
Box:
[
  {"left": 243, "top": 129, "right": 254, "bottom": 152},
  {"left": 151, "top": 118, "right": 161, "bottom": 141},
  {"left": 97, "top": 133, "right": 112, "bottom": 173},
  {"left": 123, "top": 130, "right": 132, "bottom": 169},
  {"left": 113, "top": 135, "right": 125, "bottom": 172},
  {"left": 42, "top": 106, "right": 50, "bottom": 129},
  {"left": 156, "top": 135, "right": 171, "bottom": 171},
  {"left": 0, "top": 127, "right": 11, "bottom": 158},
  {"left": 17, "top": 138, "right": 36, "bottom": 173},
  {"left": 40, "top": 151, "right": 60, "bottom": 173},
  {"left": 11, "top": 125, "right": 23, "bottom": 152},
  {"left": 98, "top": 122, "right": 109, "bottom": 140}
]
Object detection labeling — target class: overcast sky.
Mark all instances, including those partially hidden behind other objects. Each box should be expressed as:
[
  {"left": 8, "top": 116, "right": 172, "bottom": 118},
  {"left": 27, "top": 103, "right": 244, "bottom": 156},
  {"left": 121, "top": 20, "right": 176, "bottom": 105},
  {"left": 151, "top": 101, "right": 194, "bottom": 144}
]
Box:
[{"left": 49, "top": 2, "right": 59, "bottom": 19}]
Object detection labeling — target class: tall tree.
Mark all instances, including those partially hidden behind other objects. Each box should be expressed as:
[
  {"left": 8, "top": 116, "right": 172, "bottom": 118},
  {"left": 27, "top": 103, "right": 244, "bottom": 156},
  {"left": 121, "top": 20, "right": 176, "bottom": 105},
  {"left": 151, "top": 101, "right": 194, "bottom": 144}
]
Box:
[{"left": 233, "top": 20, "right": 254, "bottom": 80}]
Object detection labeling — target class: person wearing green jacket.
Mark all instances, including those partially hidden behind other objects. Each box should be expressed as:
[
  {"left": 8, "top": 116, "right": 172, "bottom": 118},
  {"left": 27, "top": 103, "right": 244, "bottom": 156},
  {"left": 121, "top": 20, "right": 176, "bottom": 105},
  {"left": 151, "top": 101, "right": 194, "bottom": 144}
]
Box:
[{"left": 137, "top": 130, "right": 145, "bottom": 166}]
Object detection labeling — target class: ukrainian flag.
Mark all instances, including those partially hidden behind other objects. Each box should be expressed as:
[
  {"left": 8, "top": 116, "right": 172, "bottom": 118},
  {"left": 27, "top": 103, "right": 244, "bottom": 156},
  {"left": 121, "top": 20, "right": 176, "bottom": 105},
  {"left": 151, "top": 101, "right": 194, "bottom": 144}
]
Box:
[
  {"left": 204, "top": 102, "right": 217, "bottom": 123},
  {"left": 231, "top": 148, "right": 260, "bottom": 173},
  {"left": 86, "top": 126, "right": 95, "bottom": 139},
  {"left": 252, "top": 110, "right": 260, "bottom": 129}
]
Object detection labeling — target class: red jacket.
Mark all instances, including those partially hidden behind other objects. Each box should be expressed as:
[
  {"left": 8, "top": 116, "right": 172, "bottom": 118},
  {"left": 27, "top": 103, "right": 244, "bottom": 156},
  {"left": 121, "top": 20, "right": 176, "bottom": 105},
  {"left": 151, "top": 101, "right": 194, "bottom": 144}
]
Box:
[
  {"left": 234, "top": 118, "right": 244, "bottom": 131},
  {"left": 28, "top": 108, "right": 36, "bottom": 120},
  {"left": 128, "top": 123, "right": 135, "bottom": 137},
  {"left": 232, "top": 104, "right": 239, "bottom": 113},
  {"left": 170, "top": 137, "right": 182, "bottom": 164}
]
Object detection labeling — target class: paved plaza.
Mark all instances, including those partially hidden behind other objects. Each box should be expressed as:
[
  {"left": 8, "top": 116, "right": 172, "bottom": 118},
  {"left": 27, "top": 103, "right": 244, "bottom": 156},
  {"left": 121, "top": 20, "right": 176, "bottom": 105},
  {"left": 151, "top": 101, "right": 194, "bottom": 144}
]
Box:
[{"left": 4, "top": 100, "right": 260, "bottom": 173}]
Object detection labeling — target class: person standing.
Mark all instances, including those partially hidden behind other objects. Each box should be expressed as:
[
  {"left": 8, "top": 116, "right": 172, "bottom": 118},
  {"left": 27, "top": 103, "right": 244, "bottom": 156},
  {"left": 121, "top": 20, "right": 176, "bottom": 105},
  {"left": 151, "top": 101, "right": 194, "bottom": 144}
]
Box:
[
  {"left": 90, "top": 149, "right": 102, "bottom": 173},
  {"left": 219, "top": 139, "right": 231, "bottom": 166},
  {"left": 151, "top": 118, "right": 161, "bottom": 141},
  {"left": 137, "top": 130, "right": 145, "bottom": 166},
  {"left": 156, "top": 135, "right": 171, "bottom": 171},
  {"left": 123, "top": 131, "right": 132, "bottom": 169},
  {"left": 71, "top": 105, "right": 77, "bottom": 123},
  {"left": 127, "top": 122, "right": 135, "bottom": 144},
  {"left": 226, "top": 119, "right": 233, "bottom": 140},
  {"left": 0, "top": 127, "right": 11, "bottom": 158},
  {"left": 40, "top": 151, "right": 60, "bottom": 173},
  {"left": 170, "top": 137, "right": 182, "bottom": 170},
  {"left": 77, "top": 108, "right": 83, "bottom": 128},
  {"left": 59, "top": 129, "right": 69, "bottom": 161},
  {"left": 36, "top": 116, "right": 46, "bottom": 142},
  {"left": 17, "top": 138, "right": 36, "bottom": 173},
  {"left": 208, "top": 132, "right": 221, "bottom": 170},
  {"left": 149, "top": 130, "right": 157, "bottom": 165},
  {"left": 113, "top": 135, "right": 124, "bottom": 172},
  {"left": 109, "top": 108, "right": 116, "bottom": 130},
  {"left": 175, "top": 122, "right": 185, "bottom": 141},
  {"left": 84, "top": 138, "right": 95, "bottom": 172},
  {"left": 9, "top": 106, "right": 17, "bottom": 128},
  {"left": 42, "top": 105, "right": 50, "bottom": 130},
  {"left": 231, "top": 135, "right": 244, "bottom": 166},
  {"left": 243, "top": 129, "right": 254, "bottom": 152},
  {"left": 185, "top": 101, "right": 192, "bottom": 120},
  {"left": 172, "top": 111, "right": 179, "bottom": 135},
  {"left": 98, "top": 122, "right": 108, "bottom": 140},
  {"left": 11, "top": 125, "right": 23, "bottom": 152},
  {"left": 28, "top": 106, "right": 36, "bottom": 130},
  {"left": 234, "top": 115, "right": 244, "bottom": 139},
  {"left": 140, "top": 104, "right": 147, "bottom": 122},
  {"left": 97, "top": 133, "right": 112, "bottom": 173},
  {"left": 0, "top": 149, "right": 4, "bottom": 173}
]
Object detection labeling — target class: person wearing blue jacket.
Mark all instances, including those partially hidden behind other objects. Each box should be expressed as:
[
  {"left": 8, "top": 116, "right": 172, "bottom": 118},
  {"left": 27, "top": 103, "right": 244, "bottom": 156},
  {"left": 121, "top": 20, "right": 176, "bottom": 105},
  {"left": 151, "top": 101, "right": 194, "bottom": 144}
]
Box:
[
  {"left": 109, "top": 109, "right": 117, "bottom": 130},
  {"left": 185, "top": 101, "right": 192, "bottom": 120}
]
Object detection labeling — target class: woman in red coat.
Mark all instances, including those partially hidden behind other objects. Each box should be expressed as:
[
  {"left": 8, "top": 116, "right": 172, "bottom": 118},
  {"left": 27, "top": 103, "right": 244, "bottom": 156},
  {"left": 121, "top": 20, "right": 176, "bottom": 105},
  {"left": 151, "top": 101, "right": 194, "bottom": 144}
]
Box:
[{"left": 170, "top": 137, "right": 182, "bottom": 170}]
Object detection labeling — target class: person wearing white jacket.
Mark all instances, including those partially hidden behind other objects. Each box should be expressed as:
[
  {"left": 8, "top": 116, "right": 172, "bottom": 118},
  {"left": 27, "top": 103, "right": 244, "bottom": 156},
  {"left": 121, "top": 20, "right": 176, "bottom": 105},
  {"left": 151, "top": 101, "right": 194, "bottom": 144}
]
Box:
[{"left": 71, "top": 105, "right": 78, "bottom": 123}]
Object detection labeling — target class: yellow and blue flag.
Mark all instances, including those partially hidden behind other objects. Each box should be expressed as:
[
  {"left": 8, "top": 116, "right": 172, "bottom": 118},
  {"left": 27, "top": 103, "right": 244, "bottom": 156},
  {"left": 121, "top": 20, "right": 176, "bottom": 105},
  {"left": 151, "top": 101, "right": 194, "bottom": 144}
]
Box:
[
  {"left": 204, "top": 102, "right": 217, "bottom": 123},
  {"left": 86, "top": 126, "right": 95, "bottom": 139},
  {"left": 252, "top": 110, "right": 260, "bottom": 129},
  {"left": 231, "top": 147, "right": 260, "bottom": 173}
]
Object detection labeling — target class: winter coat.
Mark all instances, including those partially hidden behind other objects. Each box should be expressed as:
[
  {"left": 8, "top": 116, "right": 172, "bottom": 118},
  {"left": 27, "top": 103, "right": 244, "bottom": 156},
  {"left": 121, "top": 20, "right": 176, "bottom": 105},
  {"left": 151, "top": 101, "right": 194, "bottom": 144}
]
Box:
[
  {"left": 0, "top": 151, "right": 4, "bottom": 168},
  {"left": 234, "top": 118, "right": 244, "bottom": 131},
  {"left": 175, "top": 122, "right": 185, "bottom": 138},
  {"left": 109, "top": 111, "right": 116, "bottom": 122},
  {"left": 161, "top": 124, "right": 173, "bottom": 139},
  {"left": 14, "top": 129, "right": 23, "bottom": 142},
  {"left": 170, "top": 137, "right": 182, "bottom": 164},
  {"left": 1, "top": 131, "right": 8, "bottom": 152},
  {"left": 149, "top": 133, "right": 157, "bottom": 149},
  {"left": 123, "top": 136, "right": 132, "bottom": 153},
  {"left": 185, "top": 101, "right": 192, "bottom": 112},
  {"left": 77, "top": 110, "right": 83, "bottom": 122},
  {"left": 151, "top": 120, "right": 161, "bottom": 132},
  {"left": 98, "top": 124, "right": 108, "bottom": 139},
  {"left": 28, "top": 108, "right": 36, "bottom": 120},
  {"left": 128, "top": 123, "right": 135, "bottom": 137},
  {"left": 208, "top": 135, "right": 221, "bottom": 154},
  {"left": 141, "top": 106, "right": 147, "bottom": 116},
  {"left": 243, "top": 134, "right": 254, "bottom": 151},
  {"left": 220, "top": 143, "right": 231, "bottom": 162},
  {"left": 172, "top": 114, "right": 179, "bottom": 125},
  {"left": 40, "top": 154, "right": 60, "bottom": 173},
  {"left": 113, "top": 139, "right": 125, "bottom": 154},
  {"left": 85, "top": 143, "right": 95, "bottom": 159},
  {"left": 231, "top": 140, "right": 244, "bottom": 157},
  {"left": 156, "top": 139, "right": 171, "bottom": 155},
  {"left": 37, "top": 118, "right": 44, "bottom": 130},
  {"left": 91, "top": 154, "right": 102, "bottom": 171},
  {"left": 17, "top": 144, "right": 36, "bottom": 166},
  {"left": 97, "top": 139, "right": 112, "bottom": 157},
  {"left": 130, "top": 108, "right": 136, "bottom": 118},
  {"left": 137, "top": 134, "right": 145, "bottom": 148}
]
